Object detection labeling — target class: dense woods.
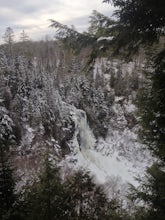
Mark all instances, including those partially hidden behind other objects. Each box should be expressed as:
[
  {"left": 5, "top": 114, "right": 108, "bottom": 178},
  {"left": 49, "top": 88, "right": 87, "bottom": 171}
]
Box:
[{"left": 0, "top": 0, "right": 164, "bottom": 219}]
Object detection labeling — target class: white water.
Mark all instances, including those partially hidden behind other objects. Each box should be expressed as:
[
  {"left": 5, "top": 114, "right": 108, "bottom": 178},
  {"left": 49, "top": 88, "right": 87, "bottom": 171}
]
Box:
[
  {"left": 70, "top": 108, "right": 95, "bottom": 152},
  {"left": 57, "top": 101, "right": 155, "bottom": 203},
  {"left": 62, "top": 105, "right": 149, "bottom": 187}
]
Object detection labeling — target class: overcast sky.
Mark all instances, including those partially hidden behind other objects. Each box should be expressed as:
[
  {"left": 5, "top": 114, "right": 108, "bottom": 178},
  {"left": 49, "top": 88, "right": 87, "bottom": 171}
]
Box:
[{"left": 0, "top": 0, "right": 114, "bottom": 43}]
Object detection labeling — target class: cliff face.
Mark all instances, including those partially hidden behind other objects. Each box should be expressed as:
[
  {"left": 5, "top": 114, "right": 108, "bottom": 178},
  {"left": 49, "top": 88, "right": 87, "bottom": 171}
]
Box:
[{"left": 0, "top": 42, "right": 152, "bottom": 196}]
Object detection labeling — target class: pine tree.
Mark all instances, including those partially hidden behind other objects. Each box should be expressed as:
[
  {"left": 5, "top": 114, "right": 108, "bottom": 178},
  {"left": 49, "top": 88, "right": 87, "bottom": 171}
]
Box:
[
  {"left": 20, "top": 30, "right": 29, "bottom": 43},
  {"left": 0, "top": 106, "right": 15, "bottom": 219},
  {"left": 62, "top": 169, "right": 94, "bottom": 219},
  {"left": 133, "top": 49, "right": 165, "bottom": 220},
  {"left": 104, "top": 1, "right": 165, "bottom": 219},
  {"left": 88, "top": 10, "right": 115, "bottom": 37},
  {"left": 50, "top": 11, "right": 116, "bottom": 66},
  {"left": 0, "top": 148, "right": 15, "bottom": 219},
  {"left": 63, "top": 169, "right": 126, "bottom": 220},
  {"left": 50, "top": 20, "right": 95, "bottom": 53},
  {"left": 3, "top": 27, "right": 15, "bottom": 57},
  {"left": 21, "top": 152, "right": 65, "bottom": 220},
  {"left": 38, "top": 154, "right": 64, "bottom": 220},
  {"left": 103, "top": 0, "right": 165, "bottom": 54},
  {"left": 138, "top": 50, "right": 165, "bottom": 161}
]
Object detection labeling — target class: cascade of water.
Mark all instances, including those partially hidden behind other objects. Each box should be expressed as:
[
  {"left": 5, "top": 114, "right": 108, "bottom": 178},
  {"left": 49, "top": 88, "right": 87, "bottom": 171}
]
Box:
[
  {"left": 61, "top": 103, "right": 150, "bottom": 188},
  {"left": 70, "top": 107, "right": 95, "bottom": 152}
]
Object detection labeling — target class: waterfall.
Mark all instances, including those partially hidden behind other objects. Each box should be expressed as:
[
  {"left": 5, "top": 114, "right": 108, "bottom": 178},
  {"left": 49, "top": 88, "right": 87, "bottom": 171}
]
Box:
[
  {"left": 60, "top": 103, "right": 150, "bottom": 187},
  {"left": 70, "top": 108, "right": 95, "bottom": 153}
]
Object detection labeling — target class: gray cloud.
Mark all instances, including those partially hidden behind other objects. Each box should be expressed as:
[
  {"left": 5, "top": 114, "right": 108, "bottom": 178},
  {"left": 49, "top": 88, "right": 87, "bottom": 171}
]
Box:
[
  {"left": 65, "top": 15, "right": 89, "bottom": 32},
  {"left": 0, "top": 0, "right": 115, "bottom": 42},
  {"left": 0, "top": 0, "right": 64, "bottom": 16}
]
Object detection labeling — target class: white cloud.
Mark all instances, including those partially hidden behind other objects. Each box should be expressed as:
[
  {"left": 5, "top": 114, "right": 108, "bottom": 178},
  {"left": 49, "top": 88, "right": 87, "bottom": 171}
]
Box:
[{"left": 0, "top": 0, "right": 114, "bottom": 42}]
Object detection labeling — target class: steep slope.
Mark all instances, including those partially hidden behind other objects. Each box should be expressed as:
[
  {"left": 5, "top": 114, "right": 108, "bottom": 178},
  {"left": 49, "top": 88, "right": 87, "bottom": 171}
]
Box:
[
  {"left": 0, "top": 42, "right": 153, "bottom": 199},
  {"left": 58, "top": 57, "right": 153, "bottom": 196}
]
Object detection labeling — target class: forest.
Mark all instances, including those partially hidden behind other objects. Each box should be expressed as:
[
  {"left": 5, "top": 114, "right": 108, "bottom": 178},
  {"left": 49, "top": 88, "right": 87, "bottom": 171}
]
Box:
[{"left": 0, "top": 0, "right": 165, "bottom": 220}]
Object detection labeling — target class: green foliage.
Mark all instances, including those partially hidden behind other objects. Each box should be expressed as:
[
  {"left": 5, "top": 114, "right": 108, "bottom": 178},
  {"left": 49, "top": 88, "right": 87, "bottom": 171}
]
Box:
[
  {"left": 17, "top": 160, "right": 128, "bottom": 220},
  {"left": 0, "top": 107, "right": 16, "bottom": 220},
  {"left": 138, "top": 50, "right": 165, "bottom": 161},
  {"left": 130, "top": 163, "right": 165, "bottom": 220},
  {"left": 50, "top": 11, "right": 116, "bottom": 66},
  {"left": 103, "top": 1, "right": 165, "bottom": 219},
  {"left": 63, "top": 169, "right": 95, "bottom": 219},
  {"left": 50, "top": 19, "right": 96, "bottom": 53},
  {"left": 63, "top": 169, "right": 115, "bottom": 219},
  {"left": 134, "top": 50, "right": 165, "bottom": 219},
  {"left": 2, "top": 27, "right": 15, "bottom": 58},
  {"left": 0, "top": 149, "right": 15, "bottom": 220},
  {"left": 145, "top": 164, "right": 165, "bottom": 218},
  {"left": 19, "top": 154, "right": 65, "bottom": 220},
  {"left": 103, "top": 0, "right": 165, "bottom": 54},
  {"left": 88, "top": 10, "right": 115, "bottom": 37}
]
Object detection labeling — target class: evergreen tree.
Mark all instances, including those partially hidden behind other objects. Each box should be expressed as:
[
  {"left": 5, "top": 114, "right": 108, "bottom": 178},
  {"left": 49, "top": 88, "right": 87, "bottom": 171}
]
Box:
[
  {"left": 20, "top": 152, "right": 65, "bottom": 220},
  {"left": 3, "top": 27, "right": 15, "bottom": 57},
  {"left": 103, "top": 1, "right": 165, "bottom": 219},
  {"left": 88, "top": 10, "right": 115, "bottom": 37},
  {"left": 103, "top": 0, "right": 165, "bottom": 54},
  {"left": 138, "top": 50, "right": 165, "bottom": 161},
  {"left": 132, "top": 49, "right": 165, "bottom": 220},
  {"left": 0, "top": 106, "right": 16, "bottom": 219},
  {"left": 50, "top": 20, "right": 95, "bottom": 53},
  {"left": 0, "top": 148, "right": 15, "bottom": 219},
  {"left": 20, "top": 30, "right": 29, "bottom": 43},
  {"left": 50, "top": 11, "right": 116, "bottom": 66},
  {"left": 63, "top": 169, "right": 96, "bottom": 219},
  {"left": 63, "top": 169, "right": 127, "bottom": 220},
  {"left": 3, "top": 27, "right": 15, "bottom": 46}
]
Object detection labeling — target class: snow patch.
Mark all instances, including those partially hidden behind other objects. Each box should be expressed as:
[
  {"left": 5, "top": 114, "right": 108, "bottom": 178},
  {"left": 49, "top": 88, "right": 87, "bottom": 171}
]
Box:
[
  {"left": 21, "top": 125, "right": 35, "bottom": 149},
  {"left": 61, "top": 103, "right": 152, "bottom": 191},
  {"left": 97, "top": 36, "right": 114, "bottom": 42}
]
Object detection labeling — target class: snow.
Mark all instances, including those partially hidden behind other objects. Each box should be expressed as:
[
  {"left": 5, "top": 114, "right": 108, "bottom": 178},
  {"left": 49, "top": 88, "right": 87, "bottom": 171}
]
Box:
[
  {"left": 60, "top": 102, "right": 152, "bottom": 192},
  {"left": 21, "top": 125, "right": 34, "bottom": 150},
  {"left": 124, "top": 100, "right": 136, "bottom": 113},
  {"left": 115, "top": 96, "right": 125, "bottom": 102},
  {"left": 121, "top": 62, "right": 135, "bottom": 76},
  {"left": 93, "top": 58, "right": 104, "bottom": 80},
  {"left": 97, "top": 36, "right": 114, "bottom": 42},
  {"left": 8, "top": 51, "right": 152, "bottom": 201},
  {"left": 76, "top": 149, "right": 138, "bottom": 185}
]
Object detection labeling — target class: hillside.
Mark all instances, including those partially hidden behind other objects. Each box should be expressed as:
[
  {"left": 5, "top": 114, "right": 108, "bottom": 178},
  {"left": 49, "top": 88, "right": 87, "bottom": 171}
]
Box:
[{"left": 0, "top": 41, "right": 153, "bottom": 199}]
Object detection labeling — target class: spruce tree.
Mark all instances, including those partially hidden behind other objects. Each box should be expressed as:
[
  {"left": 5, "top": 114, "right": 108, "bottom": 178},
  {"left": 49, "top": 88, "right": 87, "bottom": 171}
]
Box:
[
  {"left": 0, "top": 147, "right": 15, "bottom": 219},
  {"left": 103, "top": 0, "right": 165, "bottom": 54},
  {"left": 3, "top": 27, "right": 15, "bottom": 57},
  {"left": 63, "top": 169, "right": 127, "bottom": 220},
  {"left": 0, "top": 106, "right": 15, "bottom": 219},
  {"left": 50, "top": 11, "right": 116, "bottom": 66},
  {"left": 21, "top": 152, "right": 65, "bottom": 220},
  {"left": 133, "top": 49, "right": 165, "bottom": 220},
  {"left": 103, "top": 1, "right": 165, "bottom": 219},
  {"left": 138, "top": 50, "right": 165, "bottom": 161}
]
